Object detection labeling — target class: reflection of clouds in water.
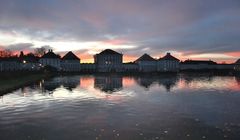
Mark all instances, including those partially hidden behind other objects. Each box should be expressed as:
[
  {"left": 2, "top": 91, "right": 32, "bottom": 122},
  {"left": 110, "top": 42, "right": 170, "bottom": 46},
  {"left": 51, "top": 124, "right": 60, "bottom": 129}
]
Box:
[
  {"left": 3, "top": 74, "right": 238, "bottom": 104},
  {"left": 235, "top": 76, "right": 240, "bottom": 85},
  {"left": 35, "top": 74, "right": 240, "bottom": 96},
  {"left": 0, "top": 74, "right": 240, "bottom": 140},
  {"left": 179, "top": 74, "right": 240, "bottom": 91}
]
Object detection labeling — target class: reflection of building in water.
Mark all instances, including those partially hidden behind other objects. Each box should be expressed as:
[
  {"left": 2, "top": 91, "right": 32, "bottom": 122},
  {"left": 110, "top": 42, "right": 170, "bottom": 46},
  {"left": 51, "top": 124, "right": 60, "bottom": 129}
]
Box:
[
  {"left": 42, "top": 76, "right": 80, "bottom": 92},
  {"left": 61, "top": 76, "right": 80, "bottom": 91},
  {"left": 235, "top": 75, "right": 240, "bottom": 85},
  {"left": 94, "top": 75, "right": 123, "bottom": 93},
  {"left": 135, "top": 76, "right": 157, "bottom": 89},
  {"left": 158, "top": 74, "right": 179, "bottom": 92},
  {"left": 181, "top": 74, "right": 213, "bottom": 84},
  {"left": 42, "top": 77, "right": 62, "bottom": 92},
  {"left": 135, "top": 75, "right": 178, "bottom": 91}
]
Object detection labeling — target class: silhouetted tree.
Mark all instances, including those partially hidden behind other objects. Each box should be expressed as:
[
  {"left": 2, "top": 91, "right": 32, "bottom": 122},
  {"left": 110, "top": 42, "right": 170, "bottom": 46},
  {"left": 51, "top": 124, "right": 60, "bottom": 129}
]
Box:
[
  {"left": 0, "top": 49, "right": 13, "bottom": 57},
  {"left": 34, "top": 47, "right": 46, "bottom": 57},
  {"left": 26, "top": 52, "right": 35, "bottom": 57},
  {"left": 19, "top": 51, "right": 24, "bottom": 58}
]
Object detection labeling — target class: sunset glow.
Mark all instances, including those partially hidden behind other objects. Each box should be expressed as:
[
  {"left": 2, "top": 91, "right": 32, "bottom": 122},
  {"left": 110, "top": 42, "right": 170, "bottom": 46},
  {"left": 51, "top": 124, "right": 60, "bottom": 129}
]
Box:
[{"left": 0, "top": 0, "right": 239, "bottom": 63}]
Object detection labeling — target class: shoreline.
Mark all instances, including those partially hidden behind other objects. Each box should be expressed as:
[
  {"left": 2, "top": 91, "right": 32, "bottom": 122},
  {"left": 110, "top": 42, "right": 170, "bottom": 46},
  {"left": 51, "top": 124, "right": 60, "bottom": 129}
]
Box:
[{"left": 0, "top": 72, "right": 52, "bottom": 96}]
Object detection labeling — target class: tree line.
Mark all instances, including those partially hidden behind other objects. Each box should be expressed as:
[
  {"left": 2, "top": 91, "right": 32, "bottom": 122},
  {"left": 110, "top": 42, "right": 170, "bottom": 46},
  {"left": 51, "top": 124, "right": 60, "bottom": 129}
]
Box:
[{"left": 0, "top": 47, "right": 47, "bottom": 58}]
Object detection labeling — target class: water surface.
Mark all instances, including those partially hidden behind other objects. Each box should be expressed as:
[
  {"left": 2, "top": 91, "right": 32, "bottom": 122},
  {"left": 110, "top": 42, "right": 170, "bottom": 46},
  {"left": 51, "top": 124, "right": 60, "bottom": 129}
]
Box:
[{"left": 0, "top": 74, "right": 240, "bottom": 140}]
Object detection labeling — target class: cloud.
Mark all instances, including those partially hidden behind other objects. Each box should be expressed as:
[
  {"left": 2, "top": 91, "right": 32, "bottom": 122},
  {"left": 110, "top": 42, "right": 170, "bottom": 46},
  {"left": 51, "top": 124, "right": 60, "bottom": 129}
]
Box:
[
  {"left": 0, "top": 0, "right": 239, "bottom": 62},
  {"left": 7, "top": 43, "right": 34, "bottom": 51}
]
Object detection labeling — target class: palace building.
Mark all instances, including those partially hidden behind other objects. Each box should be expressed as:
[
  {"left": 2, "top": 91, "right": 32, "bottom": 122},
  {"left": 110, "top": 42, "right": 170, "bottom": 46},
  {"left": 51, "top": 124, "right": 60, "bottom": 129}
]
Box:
[
  {"left": 39, "top": 50, "right": 61, "bottom": 70},
  {"left": 157, "top": 53, "right": 180, "bottom": 72},
  {"left": 94, "top": 49, "right": 123, "bottom": 72},
  {"left": 135, "top": 53, "right": 157, "bottom": 72},
  {"left": 61, "top": 51, "right": 81, "bottom": 72}
]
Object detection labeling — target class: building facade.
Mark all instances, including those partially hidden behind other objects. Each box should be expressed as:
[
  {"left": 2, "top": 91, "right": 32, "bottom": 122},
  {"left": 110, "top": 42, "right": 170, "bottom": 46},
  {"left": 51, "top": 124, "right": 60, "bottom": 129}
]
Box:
[
  {"left": 135, "top": 54, "right": 157, "bottom": 72},
  {"left": 80, "top": 63, "right": 96, "bottom": 72},
  {"left": 123, "top": 62, "right": 138, "bottom": 72},
  {"left": 234, "top": 59, "right": 240, "bottom": 71},
  {"left": 0, "top": 61, "right": 21, "bottom": 71},
  {"left": 94, "top": 49, "right": 123, "bottom": 72},
  {"left": 20, "top": 53, "right": 41, "bottom": 71},
  {"left": 0, "top": 57, "right": 22, "bottom": 71},
  {"left": 157, "top": 53, "right": 180, "bottom": 72},
  {"left": 39, "top": 50, "right": 61, "bottom": 70},
  {"left": 180, "top": 60, "right": 217, "bottom": 70},
  {"left": 61, "top": 51, "right": 81, "bottom": 72}
]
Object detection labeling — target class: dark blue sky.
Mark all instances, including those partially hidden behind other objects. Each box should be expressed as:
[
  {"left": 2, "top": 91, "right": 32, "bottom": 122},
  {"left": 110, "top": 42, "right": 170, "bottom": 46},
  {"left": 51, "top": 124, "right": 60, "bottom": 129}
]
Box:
[{"left": 0, "top": 0, "right": 240, "bottom": 62}]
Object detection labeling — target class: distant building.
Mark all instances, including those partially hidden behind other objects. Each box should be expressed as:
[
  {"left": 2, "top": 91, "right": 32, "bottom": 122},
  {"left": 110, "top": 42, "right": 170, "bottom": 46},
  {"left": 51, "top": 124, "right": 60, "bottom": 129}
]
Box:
[
  {"left": 180, "top": 60, "right": 217, "bottom": 70},
  {"left": 180, "top": 60, "right": 235, "bottom": 71},
  {"left": 94, "top": 49, "right": 123, "bottom": 72},
  {"left": 135, "top": 54, "right": 157, "bottom": 72},
  {"left": 215, "top": 64, "right": 235, "bottom": 70},
  {"left": 0, "top": 57, "right": 22, "bottom": 71},
  {"left": 61, "top": 51, "right": 81, "bottom": 72},
  {"left": 39, "top": 50, "right": 61, "bottom": 70},
  {"left": 80, "top": 63, "right": 96, "bottom": 72},
  {"left": 157, "top": 53, "right": 180, "bottom": 72},
  {"left": 123, "top": 62, "right": 138, "bottom": 72},
  {"left": 234, "top": 59, "right": 240, "bottom": 71},
  {"left": 19, "top": 52, "right": 41, "bottom": 71}
]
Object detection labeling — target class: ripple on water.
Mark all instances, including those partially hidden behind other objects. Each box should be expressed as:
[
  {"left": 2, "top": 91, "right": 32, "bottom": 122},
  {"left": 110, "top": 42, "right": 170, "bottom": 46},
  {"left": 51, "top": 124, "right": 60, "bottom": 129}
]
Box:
[{"left": 0, "top": 74, "right": 240, "bottom": 140}]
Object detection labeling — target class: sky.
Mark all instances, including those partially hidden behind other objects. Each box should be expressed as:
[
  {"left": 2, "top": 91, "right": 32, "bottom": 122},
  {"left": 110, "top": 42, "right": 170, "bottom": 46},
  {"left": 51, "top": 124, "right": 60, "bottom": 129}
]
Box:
[{"left": 0, "top": 0, "right": 240, "bottom": 63}]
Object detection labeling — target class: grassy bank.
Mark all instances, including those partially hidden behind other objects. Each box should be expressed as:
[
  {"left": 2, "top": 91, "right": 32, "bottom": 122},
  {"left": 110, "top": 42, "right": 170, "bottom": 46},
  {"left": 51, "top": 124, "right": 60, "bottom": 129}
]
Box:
[{"left": 0, "top": 72, "right": 51, "bottom": 96}]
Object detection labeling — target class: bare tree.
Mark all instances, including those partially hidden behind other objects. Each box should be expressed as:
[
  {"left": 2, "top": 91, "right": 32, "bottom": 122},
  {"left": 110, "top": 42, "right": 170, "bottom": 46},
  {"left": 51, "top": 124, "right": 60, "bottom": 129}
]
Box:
[{"left": 34, "top": 47, "right": 46, "bottom": 57}]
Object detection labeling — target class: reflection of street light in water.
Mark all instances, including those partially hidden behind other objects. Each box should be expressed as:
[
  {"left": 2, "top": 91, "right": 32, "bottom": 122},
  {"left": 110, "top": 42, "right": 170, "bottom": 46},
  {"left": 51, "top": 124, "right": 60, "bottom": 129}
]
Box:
[{"left": 39, "top": 81, "right": 42, "bottom": 88}]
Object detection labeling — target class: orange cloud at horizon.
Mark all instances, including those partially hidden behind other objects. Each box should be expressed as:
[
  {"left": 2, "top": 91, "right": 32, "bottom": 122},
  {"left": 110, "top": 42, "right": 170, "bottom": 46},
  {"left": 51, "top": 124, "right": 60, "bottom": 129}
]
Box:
[
  {"left": 224, "top": 52, "right": 240, "bottom": 57},
  {"left": 76, "top": 54, "right": 139, "bottom": 63},
  {"left": 181, "top": 52, "right": 240, "bottom": 64}
]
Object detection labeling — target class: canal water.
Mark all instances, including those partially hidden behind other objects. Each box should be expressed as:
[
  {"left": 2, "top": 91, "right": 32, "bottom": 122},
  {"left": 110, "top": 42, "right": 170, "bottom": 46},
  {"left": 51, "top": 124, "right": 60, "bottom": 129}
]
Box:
[{"left": 0, "top": 74, "right": 240, "bottom": 140}]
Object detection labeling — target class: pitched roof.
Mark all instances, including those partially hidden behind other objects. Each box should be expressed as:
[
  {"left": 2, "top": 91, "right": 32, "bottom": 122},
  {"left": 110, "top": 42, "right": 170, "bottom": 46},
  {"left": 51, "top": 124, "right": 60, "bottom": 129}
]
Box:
[
  {"left": 98, "top": 49, "right": 122, "bottom": 55},
  {"left": 159, "top": 53, "right": 179, "bottom": 61},
  {"left": 62, "top": 51, "right": 80, "bottom": 60},
  {"left": 181, "top": 60, "right": 217, "bottom": 65},
  {"left": 41, "top": 50, "right": 60, "bottom": 59},
  {"left": 235, "top": 59, "right": 240, "bottom": 64},
  {"left": 135, "top": 54, "right": 156, "bottom": 62}
]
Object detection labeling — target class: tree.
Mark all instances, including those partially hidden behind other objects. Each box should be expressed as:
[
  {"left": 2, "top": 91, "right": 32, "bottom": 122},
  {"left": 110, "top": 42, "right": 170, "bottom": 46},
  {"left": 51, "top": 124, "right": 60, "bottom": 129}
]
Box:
[
  {"left": 19, "top": 51, "right": 24, "bottom": 58},
  {"left": 34, "top": 47, "right": 46, "bottom": 57},
  {"left": 0, "top": 49, "right": 13, "bottom": 57}
]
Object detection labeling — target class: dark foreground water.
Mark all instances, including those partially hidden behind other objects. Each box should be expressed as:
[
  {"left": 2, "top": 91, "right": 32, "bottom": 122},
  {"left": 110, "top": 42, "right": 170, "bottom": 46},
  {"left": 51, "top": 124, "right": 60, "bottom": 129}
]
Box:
[{"left": 0, "top": 74, "right": 240, "bottom": 140}]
